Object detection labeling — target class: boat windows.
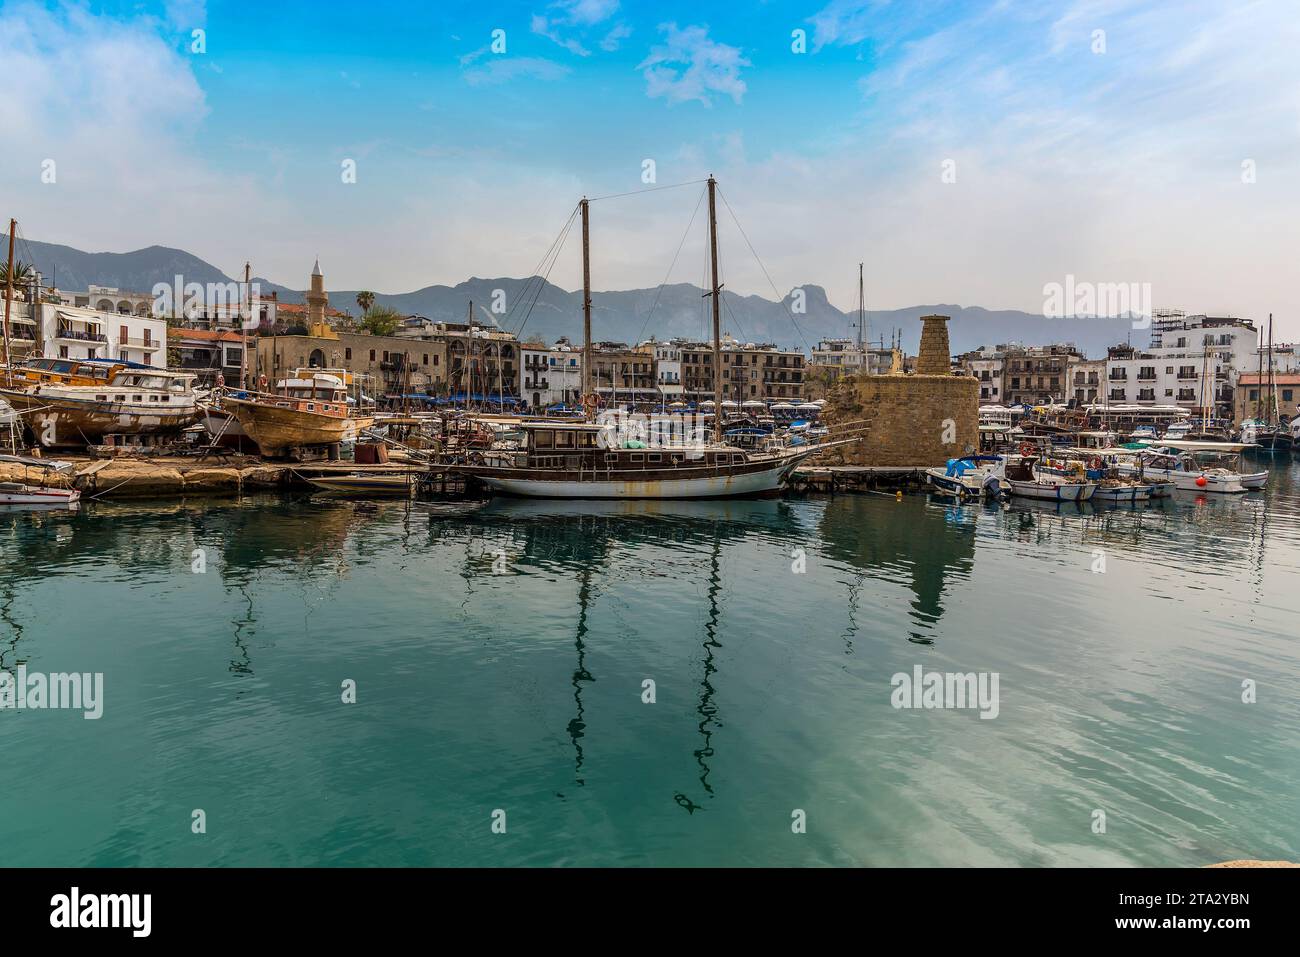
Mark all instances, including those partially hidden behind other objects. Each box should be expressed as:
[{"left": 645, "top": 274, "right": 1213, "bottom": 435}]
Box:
[
  {"left": 555, "top": 431, "right": 575, "bottom": 449},
  {"left": 630, "top": 453, "right": 644, "bottom": 463},
  {"left": 604, "top": 453, "right": 617, "bottom": 465},
  {"left": 648, "top": 453, "right": 661, "bottom": 463},
  {"left": 96, "top": 395, "right": 107, "bottom": 401},
  {"left": 534, "top": 430, "right": 554, "bottom": 449},
  {"left": 732, "top": 454, "right": 744, "bottom": 464},
  {"left": 307, "top": 403, "right": 316, "bottom": 411},
  {"left": 115, "top": 395, "right": 125, "bottom": 401},
  {"left": 133, "top": 395, "right": 142, "bottom": 402}
]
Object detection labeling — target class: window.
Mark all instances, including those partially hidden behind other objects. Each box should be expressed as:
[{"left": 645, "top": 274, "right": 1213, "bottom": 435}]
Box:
[
  {"left": 1248, "top": 389, "right": 1259, "bottom": 400},
  {"left": 423, "top": 354, "right": 428, "bottom": 366},
  {"left": 345, "top": 348, "right": 352, "bottom": 360},
  {"left": 648, "top": 453, "right": 661, "bottom": 463},
  {"left": 630, "top": 453, "right": 644, "bottom": 463},
  {"left": 1284, "top": 389, "right": 1294, "bottom": 402},
  {"left": 555, "top": 431, "right": 575, "bottom": 449},
  {"left": 370, "top": 350, "right": 376, "bottom": 361},
  {"left": 383, "top": 351, "right": 389, "bottom": 362},
  {"left": 307, "top": 403, "right": 316, "bottom": 411}
]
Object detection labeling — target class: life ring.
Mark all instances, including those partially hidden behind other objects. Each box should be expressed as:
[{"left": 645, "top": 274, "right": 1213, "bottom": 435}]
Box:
[
  {"left": 1088, "top": 456, "right": 1103, "bottom": 470},
  {"left": 1019, "top": 442, "right": 1036, "bottom": 458}
]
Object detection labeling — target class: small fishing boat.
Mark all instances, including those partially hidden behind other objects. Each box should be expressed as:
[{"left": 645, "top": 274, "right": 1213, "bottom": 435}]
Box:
[
  {"left": 995, "top": 453, "right": 1096, "bottom": 502},
  {"left": 306, "top": 473, "right": 414, "bottom": 495},
  {"left": 924, "top": 455, "right": 1004, "bottom": 499},
  {"left": 1118, "top": 442, "right": 1253, "bottom": 493},
  {"left": 0, "top": 455, "right": 80, "bottom": 507}
]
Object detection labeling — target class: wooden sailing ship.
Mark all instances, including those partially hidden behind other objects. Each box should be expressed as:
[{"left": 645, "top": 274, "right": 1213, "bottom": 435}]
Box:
[{"left": 451, "top": 177, "right": 848, "bottom": 499}]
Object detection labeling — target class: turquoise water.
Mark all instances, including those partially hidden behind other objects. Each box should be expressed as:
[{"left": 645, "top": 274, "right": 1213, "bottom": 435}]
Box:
[{"left": 2, "top": 461, "right": 1299, "bottom": 867}]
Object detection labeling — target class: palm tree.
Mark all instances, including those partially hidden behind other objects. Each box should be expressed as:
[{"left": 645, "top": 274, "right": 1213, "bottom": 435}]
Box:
[
  {"left": 356, "top": 290, "right": 375, "bottom": 316},
  {"left": 0, "top": 260, "right": 35, "bottom": 287}
]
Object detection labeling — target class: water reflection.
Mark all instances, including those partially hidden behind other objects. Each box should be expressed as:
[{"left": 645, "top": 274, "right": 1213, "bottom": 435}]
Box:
[{"left": 817, "top": 494, "right": 976, "bottom": 644}]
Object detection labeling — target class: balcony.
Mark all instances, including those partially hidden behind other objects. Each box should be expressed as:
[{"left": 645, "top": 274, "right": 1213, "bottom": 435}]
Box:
[
  {"left": 1108, "top": 372, "right": 1127, "bottom": 381},
  {"left": 1137, "top": 372, "right": 1156, "bottom": 381},
  {"left": 122, "top": 337, "right": 162, "bottom": 350},
  {"left": 56, "top": 327, "right": 108, "bottom": 343}
]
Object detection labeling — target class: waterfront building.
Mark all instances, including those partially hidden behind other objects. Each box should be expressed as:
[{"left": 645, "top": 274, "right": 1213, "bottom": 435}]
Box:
[
  {"left": 956, "top": 345, "right": 1009, "bottom": 405},
  {"left": 1104, "top": 311, "right": 1257, "bottom": 417},
  {"left": 810, "top": 338, "right": 894, "bottom": 379},
  {"left": 590, "top": 342, "right": 657, "bottom": 406},
  {"left": 639, "top": 339, "right": 683, "bottom": 399},
  {"left": 169, "top": 327, "right": 244, "bottom": 387},
  {"left": 1001, "top": 343, "right": 1083, "bottom": 405},
  {"left": 1067, "top": 356, "right": 1106, "bottom": 407},
  {"left": 521, "top": 338, "right": 583, "bottom": 409},
  {"left": 395, "top": 316, "right": 519, "bottom": 401},
  {"left": 255, "top": 332, "right": 446, "bottom": 400},
  {"left": 1235, "top": 372, "right": 1300, "bottom": 424}
]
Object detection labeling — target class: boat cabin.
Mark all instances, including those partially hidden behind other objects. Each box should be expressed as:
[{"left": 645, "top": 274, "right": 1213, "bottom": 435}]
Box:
[
  {"left": 11, "top": 357, "right": 126, "bottom": 387},
  {"left": 516, "top": 422, "right": 748, "bottom": 472}
]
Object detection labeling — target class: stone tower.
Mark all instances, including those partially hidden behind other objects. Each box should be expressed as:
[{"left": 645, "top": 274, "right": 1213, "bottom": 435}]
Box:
[
  {"left": 916, "top": 314, "right": 952, "bottom": 376},
  {"left": 306, "top": 259, "right": 328, "bottom": 326}
]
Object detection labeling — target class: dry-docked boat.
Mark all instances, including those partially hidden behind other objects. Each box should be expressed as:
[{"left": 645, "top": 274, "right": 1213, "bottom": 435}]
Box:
[
  {"left": 0, "top": 369, "right": 204, "bottom": 446},
  {"left": 305, "top": 473, "right": 415, "bottom": 495},
  {"left": 1, "top": 356, "right": 129, "bottom": 389},
  {"left": 222, "top": 370, "right": 373, "bottom": 458}
]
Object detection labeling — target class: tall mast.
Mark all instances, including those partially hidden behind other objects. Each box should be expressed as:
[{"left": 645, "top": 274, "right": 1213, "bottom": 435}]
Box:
[
  {"left": 857, "top": 262, "right": 864, "bottom": 351},
  {"left": 1267, "top": 312, "right": 1276, "bottom": 424},
  {"left": 581, "top": 198, "right": 592, "bottom": 419},
  {"left": 707, "top": 176, "right": 722, "bottom": 443},
  {"left": 241, "top": 261, "right": 251, "bottom": 389},
  {"left": 2, "top": 218, "right": 14, "bottom": 372},
  {"left": 1255, "top": 317, "right": 1265, "bottom": 421}
]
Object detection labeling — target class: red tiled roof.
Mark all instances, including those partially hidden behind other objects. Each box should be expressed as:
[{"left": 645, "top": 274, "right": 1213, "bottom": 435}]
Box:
[
  {"left": 169, "top": 328, "right": 243, "bottom": 342},
  {"left": 1238, "top": 372, "right": 1300, "bottom": 385}
]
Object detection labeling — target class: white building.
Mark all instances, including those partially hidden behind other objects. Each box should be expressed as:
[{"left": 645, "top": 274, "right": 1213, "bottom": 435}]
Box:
[
  {"left": 810, "top": 338, "right": 893, "bottom": 378},
  {"left": 1104, "top": 311, "right": 1256, "bottom": 415},
  {"left": 957, "top": 346, "right": 1007, "bottom": 404},
  {"left": 645, "top": 339, "right": 682, "bottom": 397},
  {"left": 521, "top": 339, "right": 582, "bottom": 409},
  {"left": 34, "top": 303, "right": 168, "bottom": 368}
]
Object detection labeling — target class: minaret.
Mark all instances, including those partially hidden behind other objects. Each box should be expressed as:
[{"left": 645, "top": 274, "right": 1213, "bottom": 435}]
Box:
[
  {"left": 306, "top": 258, "right": 328, "bottom": 327},
  {"left": 916, "top": 314, "right": 953, "bottom": 375}
]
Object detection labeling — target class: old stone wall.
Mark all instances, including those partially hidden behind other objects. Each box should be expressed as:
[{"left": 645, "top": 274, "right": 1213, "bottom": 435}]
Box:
[{"left": 823, "top": 373, "right": 979, "bottom": 466}]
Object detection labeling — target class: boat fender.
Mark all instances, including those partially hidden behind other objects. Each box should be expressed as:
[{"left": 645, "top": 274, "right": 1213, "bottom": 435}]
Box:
[{"left": 1196, "top": 475, "right": 1207, "bottom": 487}]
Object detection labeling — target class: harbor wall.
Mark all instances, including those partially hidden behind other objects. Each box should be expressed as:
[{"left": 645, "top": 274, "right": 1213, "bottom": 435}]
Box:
[
  {"left": 821, "top": 313, "right": 980, "bottom": 467},
  {"left": 824, "top": 374, "right": 979, "bottom": 466}
]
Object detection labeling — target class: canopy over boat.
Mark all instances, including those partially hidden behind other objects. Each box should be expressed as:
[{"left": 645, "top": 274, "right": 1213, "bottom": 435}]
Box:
[{"left": 1137, "top": 439, "right": 1252, "bottom": 452}]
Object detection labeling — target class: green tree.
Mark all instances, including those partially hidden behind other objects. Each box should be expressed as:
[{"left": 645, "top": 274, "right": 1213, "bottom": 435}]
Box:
[
  {"left": 356, "top": 290, "right": 375, "bottom": 315},
  {"left": 359, "top": 304, "right": 402, "bottom": 337}
]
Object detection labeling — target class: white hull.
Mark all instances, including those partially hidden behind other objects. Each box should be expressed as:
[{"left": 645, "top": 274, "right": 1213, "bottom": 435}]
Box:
[
  {"left": 0, "top": 486, "right": 81, "bottom": 506},
  {"left": 1092, "top": 484, "right": 1152, "bottom": 503},
  {"left": 1007, "top": 479, "right": 1096, "bottom": 501},
  {"left": 476, "top": 460, "right": 800, "bottom": 499},
  {"left": 1118, "top": 465, "right": 1246, "bottom": 493}
]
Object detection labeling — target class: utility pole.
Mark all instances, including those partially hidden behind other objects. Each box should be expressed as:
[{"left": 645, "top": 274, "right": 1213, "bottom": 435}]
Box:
[
  {"left": 707, "top": 176, "right": 723, "bottom": 443},
  {"left": 857, "top": 262, "right": 865, "bottom": 352}
]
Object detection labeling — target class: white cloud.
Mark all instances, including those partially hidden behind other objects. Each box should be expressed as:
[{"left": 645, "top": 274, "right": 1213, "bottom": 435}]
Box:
[
  {"left": 599, "top": 23, "right": 632, "bottom": 52},
  {"left": 462, "top": 57, "right": 571, "bottom": 86},
  {"left": 638, "top": 23, "right": 749, "bottom": 107},
  {"left": 531, "top": 15, "right": 590, "bottom": 57}
]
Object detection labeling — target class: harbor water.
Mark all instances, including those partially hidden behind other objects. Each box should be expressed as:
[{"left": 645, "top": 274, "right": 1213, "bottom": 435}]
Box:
[{"left": 3, "top": 459, "right": 1299, "bottom": 866}]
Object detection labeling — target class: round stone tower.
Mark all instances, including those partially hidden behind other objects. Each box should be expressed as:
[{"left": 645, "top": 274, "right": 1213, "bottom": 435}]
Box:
[{"left": 916, "top": 314, "right": 953, "bottom": 375}]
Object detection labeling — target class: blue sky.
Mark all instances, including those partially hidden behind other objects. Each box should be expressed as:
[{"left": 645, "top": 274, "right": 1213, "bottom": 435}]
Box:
[{"left": 3, "top": 0, "right": 1298, "bottom": 338}]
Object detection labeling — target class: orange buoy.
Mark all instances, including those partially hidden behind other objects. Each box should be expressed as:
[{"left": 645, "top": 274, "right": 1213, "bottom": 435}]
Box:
[{"left": 1196, "top": 475, "right": 1207, "bottom": 487}]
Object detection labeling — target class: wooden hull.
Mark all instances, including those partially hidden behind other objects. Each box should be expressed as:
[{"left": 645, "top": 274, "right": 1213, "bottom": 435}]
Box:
[
  {"left": 225, "top": 398, "right": 364, "bottom": 456},
  {"left": 455, "top": 452, "right": 810, "bottom": 499},
  {"left": 0, "top": 388, "right": 201, "bottom": 445},
  {"left": 1007, "top": 479, "right": 1096, "bottom": 501},
  {"left": 307, "top": 475, "right": 413, "bottom": 495}
]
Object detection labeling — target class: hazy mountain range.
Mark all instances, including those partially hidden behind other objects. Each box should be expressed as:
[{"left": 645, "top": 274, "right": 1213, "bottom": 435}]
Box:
[{"left": 22, "top": 239, "right": 1139, "bottom": 358}]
